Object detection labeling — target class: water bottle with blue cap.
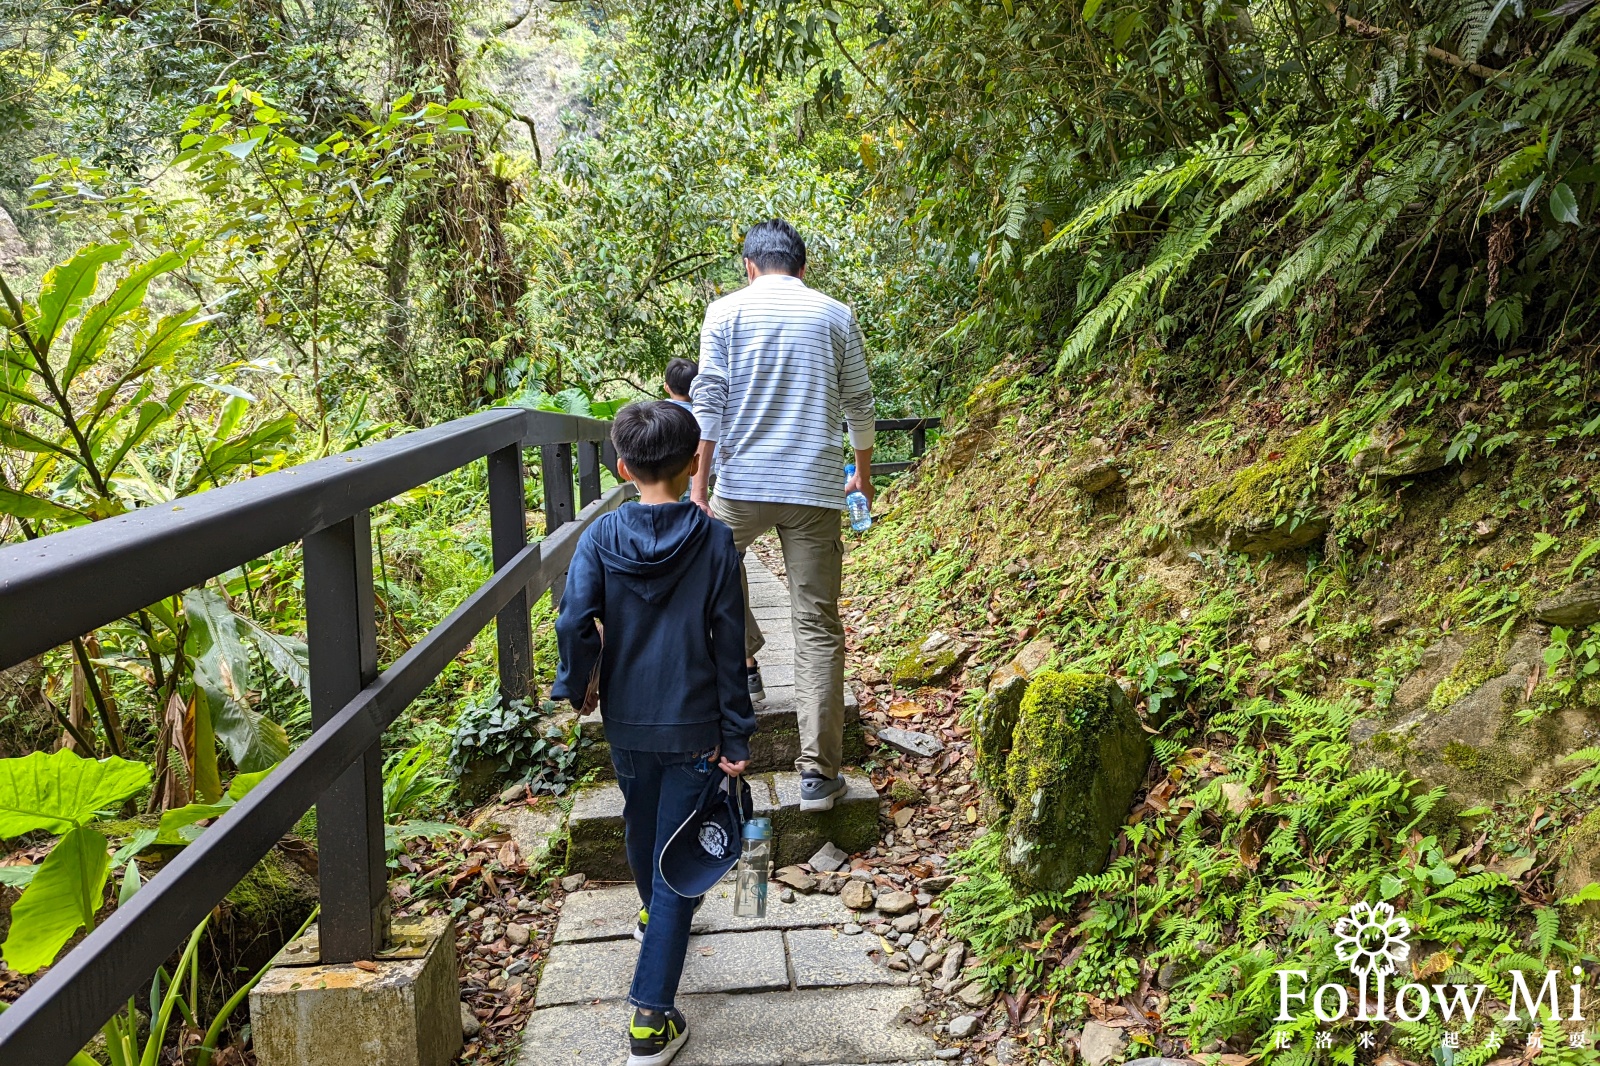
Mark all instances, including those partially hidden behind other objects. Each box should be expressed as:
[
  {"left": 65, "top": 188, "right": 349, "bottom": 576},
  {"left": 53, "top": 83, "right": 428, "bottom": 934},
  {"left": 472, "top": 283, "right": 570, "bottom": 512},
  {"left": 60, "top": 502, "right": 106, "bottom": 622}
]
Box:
[
  {"left": 844, "top": 464, "right": 872, "bottom": 532},
  {"left": 732, "top": 817, "right": 773, "bottom": 917}
]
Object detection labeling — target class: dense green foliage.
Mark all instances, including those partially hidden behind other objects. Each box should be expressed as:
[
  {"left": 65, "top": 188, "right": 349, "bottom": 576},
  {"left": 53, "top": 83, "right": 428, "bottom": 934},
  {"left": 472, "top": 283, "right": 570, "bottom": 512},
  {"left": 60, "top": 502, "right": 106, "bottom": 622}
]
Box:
[{"left": 4, "top": 0, "right": 1600, "bottom": 1061}]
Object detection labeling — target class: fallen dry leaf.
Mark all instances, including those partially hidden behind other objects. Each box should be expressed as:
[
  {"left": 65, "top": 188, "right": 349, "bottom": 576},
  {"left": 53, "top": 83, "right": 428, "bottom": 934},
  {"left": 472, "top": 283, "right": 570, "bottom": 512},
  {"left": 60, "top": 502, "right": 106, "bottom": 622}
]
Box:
[
  {"left": 889, "top": 700, "right": 928, "bottom": 719},
  {"left": 353, "top": 960, "right": 378, "bottom": 973}
]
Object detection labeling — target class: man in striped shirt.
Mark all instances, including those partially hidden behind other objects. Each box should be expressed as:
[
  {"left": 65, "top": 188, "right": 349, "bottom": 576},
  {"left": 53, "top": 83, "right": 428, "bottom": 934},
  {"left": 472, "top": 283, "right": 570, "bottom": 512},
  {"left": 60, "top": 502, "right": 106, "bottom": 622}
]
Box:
[{"left": 688, "top": 219, "right": 876, "bottom": 811}]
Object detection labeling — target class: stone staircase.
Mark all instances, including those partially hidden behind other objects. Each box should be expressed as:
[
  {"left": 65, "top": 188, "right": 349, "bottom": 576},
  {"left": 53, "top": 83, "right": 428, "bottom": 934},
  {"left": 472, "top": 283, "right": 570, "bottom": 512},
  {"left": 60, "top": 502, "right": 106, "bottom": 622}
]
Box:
[{"left": 564, "top": 554, "right": 879, "bottom": 881}]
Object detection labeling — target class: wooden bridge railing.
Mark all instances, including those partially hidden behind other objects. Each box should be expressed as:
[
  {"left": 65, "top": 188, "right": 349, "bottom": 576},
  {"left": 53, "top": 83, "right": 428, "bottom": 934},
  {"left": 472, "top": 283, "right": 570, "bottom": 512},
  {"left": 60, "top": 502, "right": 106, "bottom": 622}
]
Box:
[
  {"left": 862, "top": 417, "right": 941, "bottom": 475},
  {"left": 0, "top": 410, "right": 938, "bottom": 1065},
  {"left": 0, "top": 408, "right": 634, "bottom": 1064}
]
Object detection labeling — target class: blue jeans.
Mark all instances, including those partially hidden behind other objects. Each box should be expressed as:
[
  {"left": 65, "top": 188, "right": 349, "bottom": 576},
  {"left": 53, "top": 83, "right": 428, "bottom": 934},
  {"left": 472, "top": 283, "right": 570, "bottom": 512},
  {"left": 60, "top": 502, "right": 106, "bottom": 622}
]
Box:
[{"left": 611, "top": 746, "right": 712, "bottom": 1011}]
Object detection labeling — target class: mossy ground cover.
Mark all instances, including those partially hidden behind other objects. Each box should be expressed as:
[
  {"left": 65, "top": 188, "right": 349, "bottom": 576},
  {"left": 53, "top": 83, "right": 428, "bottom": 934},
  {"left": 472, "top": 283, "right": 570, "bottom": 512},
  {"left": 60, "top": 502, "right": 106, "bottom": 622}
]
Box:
[{"left": 843, "top": 369, "right": 1600, "bottom": 1065}]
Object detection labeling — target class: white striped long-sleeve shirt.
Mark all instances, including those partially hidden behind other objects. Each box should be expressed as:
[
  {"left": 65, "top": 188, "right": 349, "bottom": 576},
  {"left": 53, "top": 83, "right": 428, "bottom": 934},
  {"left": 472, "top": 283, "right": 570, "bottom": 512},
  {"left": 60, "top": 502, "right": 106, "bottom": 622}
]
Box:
[{"left": 690, "top": 274, "right": 876, "bottom": 510}]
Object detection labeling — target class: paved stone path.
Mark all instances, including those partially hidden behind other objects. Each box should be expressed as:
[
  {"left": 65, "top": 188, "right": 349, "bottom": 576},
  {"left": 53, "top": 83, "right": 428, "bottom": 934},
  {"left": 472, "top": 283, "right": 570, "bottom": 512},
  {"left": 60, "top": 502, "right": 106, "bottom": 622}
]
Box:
[
  {"left": 516, "top": 555, "right": 947, "bottom": 1066},
  {"left": 516, "top": 882, "right": 941, "bottom": 1065}
]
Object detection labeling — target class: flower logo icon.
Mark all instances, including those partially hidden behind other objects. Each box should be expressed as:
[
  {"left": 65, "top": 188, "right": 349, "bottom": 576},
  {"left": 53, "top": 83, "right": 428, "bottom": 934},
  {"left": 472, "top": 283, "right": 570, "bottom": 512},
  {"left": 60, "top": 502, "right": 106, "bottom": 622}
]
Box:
[{"left": 1334, "top": 901, "right": 1411, "bottom": 978}]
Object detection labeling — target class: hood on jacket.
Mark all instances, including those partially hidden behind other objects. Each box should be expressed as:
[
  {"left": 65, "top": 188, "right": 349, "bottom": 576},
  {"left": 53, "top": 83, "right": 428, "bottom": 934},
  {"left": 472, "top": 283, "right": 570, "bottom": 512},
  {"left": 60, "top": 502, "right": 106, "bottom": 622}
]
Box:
[{"left": 591, "top": 501, "right": 713, "bottom": 604}]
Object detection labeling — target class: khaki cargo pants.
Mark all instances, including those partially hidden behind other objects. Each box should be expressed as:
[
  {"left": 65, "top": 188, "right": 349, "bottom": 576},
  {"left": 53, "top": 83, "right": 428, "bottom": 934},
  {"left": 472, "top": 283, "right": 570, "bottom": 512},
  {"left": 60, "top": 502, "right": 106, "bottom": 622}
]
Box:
[{"left": 711, "top": 496, "right": 846, "bottom": 779}]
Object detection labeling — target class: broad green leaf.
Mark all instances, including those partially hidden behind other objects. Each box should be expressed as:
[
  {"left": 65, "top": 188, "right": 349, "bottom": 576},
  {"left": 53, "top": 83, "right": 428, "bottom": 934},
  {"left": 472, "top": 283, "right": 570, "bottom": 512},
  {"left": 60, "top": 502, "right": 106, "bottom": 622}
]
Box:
[
  {"left": 236, "top": 616, "right": 310, "bottom": 700},
  {"left": 1550, "top": 182, "right": 1580, "bottom": 225},
  {"left": 185, "top": 588, "right": 289, "bottom": 773},
  {"left": 63, "top": 251, "right": 186, "bottom": 390},
  {"left": 0, "top": 419, "right": 75, "bottom": 460},
  {"left": 1, "top": 826, "right": 111, "bottom": 973},
  {"left": 0, "top": 865, "right": 37, "bottom": 888},
  {"left": 1082, "top": 0, "right": 1105, "bottom": 20},
  {"left": 191, "top": 691, "right": 222, "bottom": 805},
  {"left": 0, "top": 487, "right": 90, "bottom": 526},
  {"left": 34, "top": 244, "right": 126, "bottom": 354},
  {"left": 220, "top": 138, "right": 263, "bottom": 160},
  {"left": 0, "top": 750, "right": 152, "bottom": 838},
  {"left": 155, "top": 801, "right": 233, "bottom": 844}
]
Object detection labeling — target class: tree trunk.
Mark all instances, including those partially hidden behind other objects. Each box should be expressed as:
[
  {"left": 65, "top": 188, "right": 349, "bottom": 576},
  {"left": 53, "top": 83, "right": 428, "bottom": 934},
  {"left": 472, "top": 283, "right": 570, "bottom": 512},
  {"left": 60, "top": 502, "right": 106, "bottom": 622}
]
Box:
[{"left": 386, "top": 0, "right": 526, "bottom": 408}]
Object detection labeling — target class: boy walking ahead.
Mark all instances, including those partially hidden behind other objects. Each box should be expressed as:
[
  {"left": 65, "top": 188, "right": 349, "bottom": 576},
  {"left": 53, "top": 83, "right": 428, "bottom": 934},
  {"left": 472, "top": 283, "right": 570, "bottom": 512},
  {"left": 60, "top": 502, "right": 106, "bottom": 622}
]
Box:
[{"left": 553, "top": 401, "right": 756, "bottom": 1066}]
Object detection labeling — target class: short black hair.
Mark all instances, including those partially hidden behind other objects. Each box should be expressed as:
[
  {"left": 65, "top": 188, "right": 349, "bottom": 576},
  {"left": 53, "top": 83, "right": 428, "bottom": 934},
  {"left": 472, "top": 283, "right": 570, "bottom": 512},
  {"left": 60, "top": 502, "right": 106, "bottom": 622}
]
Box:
[
  {"left": 611, "top": 400, "right": 700, "bottom": 482},
  {"left": 742, "top": 218, "right": 806, "bottom": 275},
  {"left": 665, "top": 357, "right": 698, "bottom": 398}
]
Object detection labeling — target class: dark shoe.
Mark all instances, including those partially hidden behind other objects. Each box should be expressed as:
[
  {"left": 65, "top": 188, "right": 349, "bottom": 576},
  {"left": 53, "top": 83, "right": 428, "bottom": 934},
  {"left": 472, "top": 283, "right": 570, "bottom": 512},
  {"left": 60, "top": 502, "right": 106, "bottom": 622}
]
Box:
[
  {"left": 746, "top": 664, "right": 765, "bottom": 703},
  {"left": 628, "top": 1007, "right": 689, "bottom": 1066},
  {"left": 799, "top": 772, "right": 847, "bottom": 812}
]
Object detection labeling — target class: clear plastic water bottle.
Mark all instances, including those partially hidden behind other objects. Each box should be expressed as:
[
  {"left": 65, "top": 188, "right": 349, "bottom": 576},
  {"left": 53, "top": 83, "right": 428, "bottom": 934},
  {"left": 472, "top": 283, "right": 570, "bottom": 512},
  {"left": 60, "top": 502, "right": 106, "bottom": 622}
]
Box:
[
  {"left": 844, "top": 464, "right": 872, "bottom": 532},
  {"left": 732, "top": 817, "right": 772, "bottom": 918}
]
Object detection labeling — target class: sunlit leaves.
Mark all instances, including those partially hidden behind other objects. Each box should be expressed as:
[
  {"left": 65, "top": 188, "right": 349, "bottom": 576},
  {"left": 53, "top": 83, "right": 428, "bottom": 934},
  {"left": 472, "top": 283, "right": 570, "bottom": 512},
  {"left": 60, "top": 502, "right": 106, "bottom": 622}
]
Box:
[
  {"left": 0, "top": 751, "right": 152, "bottom": 837},
  {"left": 1, "top": 826, "right": 112, "bottom": 973}
]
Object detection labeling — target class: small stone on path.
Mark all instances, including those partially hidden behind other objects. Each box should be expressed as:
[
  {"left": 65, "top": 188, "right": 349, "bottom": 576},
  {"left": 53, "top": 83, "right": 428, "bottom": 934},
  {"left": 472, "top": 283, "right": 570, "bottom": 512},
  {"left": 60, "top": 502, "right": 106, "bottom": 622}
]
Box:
[
  {"left": 841, "top": 880, "right": 876, "bottom": 910},
  {"left": 506, "top": 923, "right": 530, "bottom": 946},
  {"left": 560, "top": 873, "right": 587, "bottom": 893},
  {"left": 921, "top": 874, "right": 956, "bottom": 894},
  {"left": 1080, "top": 1020, "right": 1129, "bottom": 1066},
  {"left": 877, "top": 890, "right": 917, "bottom": 916},
  {"left": 842, "top": 922, "right": 864, "bottom": 935},
  {"left": 894, "top": 807, "right": 916, "bottom": 829},
  {"left": 908, "top": 941, "right": 929, "bottom": 965},
  {"left": 948, "top": 1014, "right": 980, "bottom": 1039},
  {"left": 955, "top": 981, "right": 995, "bottom": 1008},
  {"left": 461, "top": 1001, "right": 481, "bottom": 1038},
  {"left": 940, "top": 942, "right": 966, "bottom": 982},
  {"left": 775, "top": 866, "right": 818, "bottom": 893},
  {"left": 936, "top": 1050, "right": 962, "bottom": 1061},
  {"left": 877, "top": 726, "right": 946, "bottom": 759},
  {"left": 810, "top": 842, "right": 849, "bottom": 872},
  {"left": 781, "top": 888, "right": 797, "bottom": 904},
  {"left": 892, "top": 911, "right": 922, "bottom": 934}
]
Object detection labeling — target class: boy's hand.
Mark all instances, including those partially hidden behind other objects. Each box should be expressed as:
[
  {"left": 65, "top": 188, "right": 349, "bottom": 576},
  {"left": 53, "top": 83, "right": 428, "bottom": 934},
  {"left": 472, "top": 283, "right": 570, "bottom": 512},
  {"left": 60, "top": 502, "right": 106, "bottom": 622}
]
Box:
[{"left": 718, "top": 756, "right": 748, "bottom": 777}]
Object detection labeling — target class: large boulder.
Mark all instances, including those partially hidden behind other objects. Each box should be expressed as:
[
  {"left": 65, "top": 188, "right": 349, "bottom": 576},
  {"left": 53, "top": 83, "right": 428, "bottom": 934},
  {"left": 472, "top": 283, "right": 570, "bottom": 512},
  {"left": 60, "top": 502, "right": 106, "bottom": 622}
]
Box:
[
  {"left": 1534, "top": 579, "right": 1600, "bottom": 628},
  {"left": 974, "top": 672, "right": 1029, "bottom": 800},
  {"left": 999, "top": 672, "right": 1151, "bottom": 891},
  {"left": 1352, "top": 628, "right": 1600, "bottom": 805}
]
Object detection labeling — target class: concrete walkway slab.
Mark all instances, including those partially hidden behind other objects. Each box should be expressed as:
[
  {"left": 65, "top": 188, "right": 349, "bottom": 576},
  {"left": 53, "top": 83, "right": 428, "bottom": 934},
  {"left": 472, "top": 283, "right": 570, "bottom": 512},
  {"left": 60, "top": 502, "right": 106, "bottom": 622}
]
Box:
[
  {"left": 536, "top": 930, "right": 788, "bottom": 1006},
  {"left": 787, "top": 928, "right": 915, "bottom": 990},
  {"left": 556, "top": 882, "right": 859, "bottom": 943},
  {"left": 517, "top": 987, "right": 936, "bottom": 1065}
]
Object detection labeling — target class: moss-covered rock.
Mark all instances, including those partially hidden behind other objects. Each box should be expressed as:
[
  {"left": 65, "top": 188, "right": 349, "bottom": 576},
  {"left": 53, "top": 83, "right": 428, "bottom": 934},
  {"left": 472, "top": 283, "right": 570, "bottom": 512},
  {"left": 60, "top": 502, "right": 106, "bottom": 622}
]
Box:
[
  {"left": 973, "top": 672, "right": 1029, "bottom": 802},
  {"left": 1534, "top": 578, "right": 1600, "bottom": 628},
  {"left": 1180, "top": 427, "right": 1329, "bottom": 555},
  {"left": 1352, "top": 627, "right": 1600, "bottom": 805},
  {"left": 1349, "top": 428, "right": 1448, "bottom": 481},
  {"left": 999, "top": 671, "right": 1151, "bottom": 892},
  {"left": 1557, "top": 810, "right": 1600, "bottom": 917},
  {"left": 886, "top": 632, "right": 969, "bottom": 687}
]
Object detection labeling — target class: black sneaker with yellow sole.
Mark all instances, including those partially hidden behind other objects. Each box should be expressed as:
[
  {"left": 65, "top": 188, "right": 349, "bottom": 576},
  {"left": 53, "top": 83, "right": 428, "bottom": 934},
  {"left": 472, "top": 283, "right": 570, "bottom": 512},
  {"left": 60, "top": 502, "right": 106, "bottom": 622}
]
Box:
[{"left": 628, "top": 1007, "right": 689, "bottom": 1066}]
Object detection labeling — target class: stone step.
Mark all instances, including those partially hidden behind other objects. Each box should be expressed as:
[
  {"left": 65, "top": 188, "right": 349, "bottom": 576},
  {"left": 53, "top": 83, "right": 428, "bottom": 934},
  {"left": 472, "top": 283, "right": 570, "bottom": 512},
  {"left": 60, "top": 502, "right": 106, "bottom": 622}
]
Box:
[
  {"left": 566, "top": 771, "right": 880, "bottom": 882},
  {"left": 517, "top": 986, "right": 937, "bottom": 1066},
  {"left": 576, "top": 687, "right": 864, "bottom": 779}
]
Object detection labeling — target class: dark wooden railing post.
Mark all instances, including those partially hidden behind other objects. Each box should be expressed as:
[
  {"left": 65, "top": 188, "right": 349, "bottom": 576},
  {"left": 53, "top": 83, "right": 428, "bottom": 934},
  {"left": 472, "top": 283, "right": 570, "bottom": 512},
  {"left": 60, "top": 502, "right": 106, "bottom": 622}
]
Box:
[
  {"left": 304, "top": 511, "right": 386, "bottom": 961},
  {"left": 601, "top": 439, "right": 620, "bottom": 479},
  {"left": 911, "top": 422, "right": 927, "bottom": 459},
  {"left": 488, "top": 444, "right": 532, "bottom": 703},
  {"left": 540, "top": 443, "right": 577, "bottom": 605},
  {"left": 577, "top": 441, "right": 603, "bottom": 507}
]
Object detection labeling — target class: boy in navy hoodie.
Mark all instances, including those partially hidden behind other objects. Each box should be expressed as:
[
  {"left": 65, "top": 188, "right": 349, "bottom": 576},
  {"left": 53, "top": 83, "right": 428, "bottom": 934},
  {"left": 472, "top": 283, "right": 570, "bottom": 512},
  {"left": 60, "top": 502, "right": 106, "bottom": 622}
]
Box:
[{"left": 553, "top": 400, "right": 756, "bottom": 1066}]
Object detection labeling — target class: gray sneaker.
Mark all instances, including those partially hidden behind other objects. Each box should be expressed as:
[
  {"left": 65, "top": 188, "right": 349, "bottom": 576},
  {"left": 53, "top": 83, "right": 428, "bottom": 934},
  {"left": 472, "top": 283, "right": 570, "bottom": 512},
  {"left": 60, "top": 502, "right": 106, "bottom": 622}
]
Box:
[{"left": 799, "top": 773, "right": 847, "bottom": 811}]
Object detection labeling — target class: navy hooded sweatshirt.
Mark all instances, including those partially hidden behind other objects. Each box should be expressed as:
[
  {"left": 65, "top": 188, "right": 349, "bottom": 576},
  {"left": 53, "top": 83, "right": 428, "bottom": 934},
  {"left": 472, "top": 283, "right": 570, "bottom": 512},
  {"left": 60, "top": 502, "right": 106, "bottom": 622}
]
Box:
[{"left": 552, "top": 500, "right": 756, "bottom": 762}]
